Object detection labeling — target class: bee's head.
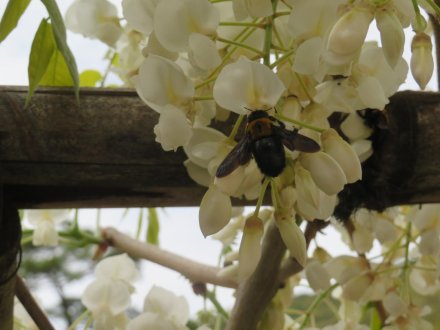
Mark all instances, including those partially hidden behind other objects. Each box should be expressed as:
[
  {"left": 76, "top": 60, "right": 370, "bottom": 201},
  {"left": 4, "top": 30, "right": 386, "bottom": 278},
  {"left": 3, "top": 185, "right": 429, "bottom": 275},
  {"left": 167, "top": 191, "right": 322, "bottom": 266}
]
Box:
[{"left": 244, "top": 107, "right": 270, "bottom": 123}]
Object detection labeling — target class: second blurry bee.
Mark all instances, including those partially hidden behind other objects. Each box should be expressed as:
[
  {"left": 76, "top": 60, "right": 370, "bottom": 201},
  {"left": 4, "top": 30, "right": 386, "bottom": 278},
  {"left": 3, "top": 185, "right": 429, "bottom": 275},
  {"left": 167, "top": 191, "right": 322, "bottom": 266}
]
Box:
[{"left": 216, "top": 110, "right": 320, "bottom": 178}]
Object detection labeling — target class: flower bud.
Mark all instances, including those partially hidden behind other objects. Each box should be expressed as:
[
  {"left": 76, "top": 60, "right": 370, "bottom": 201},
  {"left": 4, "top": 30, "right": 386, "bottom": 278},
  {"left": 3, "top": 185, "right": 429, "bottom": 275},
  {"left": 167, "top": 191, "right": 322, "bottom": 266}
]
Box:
[
  {"left": 238, "top": 215, "right": 264, "bottom": 281},
  {"left": 327, "top": 7, "right": 374, "bottom": 56},
  {"left": 376, "top": 10, "right": 405, "bottom": 68},
  {"left": 199, "top": 185, "right": 232, "bottom": 237},
  {"left": 300, "top": 152, "right": 347, "bottom": 195},
  {"left": 321, "top": 129, "right": 362, "bottom": 183},
  {"left": 411, "top": 32, "right": 434, "bottom": 90},
  {"left": 274, "top": 211, "right": 307, "bottom": 267}
]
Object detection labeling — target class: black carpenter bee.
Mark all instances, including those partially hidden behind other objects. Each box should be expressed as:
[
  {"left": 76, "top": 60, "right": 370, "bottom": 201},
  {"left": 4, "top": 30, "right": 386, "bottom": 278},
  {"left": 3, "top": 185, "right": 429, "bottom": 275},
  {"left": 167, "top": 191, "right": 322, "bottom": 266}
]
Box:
[{"left": 216, "top": 110, "right": 321, "bottom": 178}]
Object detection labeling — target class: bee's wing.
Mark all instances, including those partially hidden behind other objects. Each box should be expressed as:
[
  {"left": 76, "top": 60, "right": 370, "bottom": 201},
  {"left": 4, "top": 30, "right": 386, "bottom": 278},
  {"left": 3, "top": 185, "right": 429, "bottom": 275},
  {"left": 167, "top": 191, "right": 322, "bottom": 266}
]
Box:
[
  {"left": 278, "top": 128, "right": 321, "bottom": 153},
  {"left": 216, "top": 137, "right": 252, "bottom": 178}
]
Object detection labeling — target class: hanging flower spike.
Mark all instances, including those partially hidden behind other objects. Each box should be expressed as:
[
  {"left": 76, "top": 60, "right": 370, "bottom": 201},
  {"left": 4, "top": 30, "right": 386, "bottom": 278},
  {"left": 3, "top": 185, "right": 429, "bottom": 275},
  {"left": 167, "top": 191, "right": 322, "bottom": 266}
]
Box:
[
  {"left": 213, "top": 57, "right": 286, "bottom": 115},
  {"left": 411, "top": 32, "right": 434, "bottom": 90},
  {"left": 238, "top": 215, "right": 264, "bottom": 281}
]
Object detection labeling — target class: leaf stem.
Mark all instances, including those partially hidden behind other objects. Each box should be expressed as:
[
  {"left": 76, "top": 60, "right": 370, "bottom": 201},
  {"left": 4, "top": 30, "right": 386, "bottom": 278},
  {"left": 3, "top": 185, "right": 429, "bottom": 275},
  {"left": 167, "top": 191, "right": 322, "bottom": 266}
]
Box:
[
  {"left": 254, "top": 177, "right": 271, "bottom": 217},
  {"left": 228, "top": 114, "right": 245, "bottom": 140},
  {"left": 206, "top": 290, "right": 229, "bottom": 319},
  {"left": 276, "top": 113, "right": 326, "bottom": 132},
  {"left": 217, "top": 36, "right": 264, "bottom": 56}
]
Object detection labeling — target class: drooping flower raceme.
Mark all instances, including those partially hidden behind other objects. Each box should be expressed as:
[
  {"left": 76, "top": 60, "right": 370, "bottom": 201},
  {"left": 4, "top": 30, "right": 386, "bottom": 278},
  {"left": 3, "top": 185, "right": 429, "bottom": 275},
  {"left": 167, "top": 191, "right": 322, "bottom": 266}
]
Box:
[{"left": 63, "top": 1, "right": 440, "bottom": 324}]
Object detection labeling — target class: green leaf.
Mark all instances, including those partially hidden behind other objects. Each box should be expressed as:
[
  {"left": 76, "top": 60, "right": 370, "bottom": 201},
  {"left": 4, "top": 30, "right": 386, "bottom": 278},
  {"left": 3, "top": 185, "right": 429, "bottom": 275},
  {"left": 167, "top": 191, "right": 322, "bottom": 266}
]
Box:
[
  {"left": 27, "top": 19, "right": 56, "bottom": 104},
  {"left": 0, "top": 0, "right": 31, "bottom": 43},
  {"left": 40, "top": 0, "right": 79, "bottom": 99},
  {"left": 147, "top": 208, "right": 160, "bottom": 245},
  {"left": 40, "top": 49, "right": 74, "bottom": 86},
  {"left": 79, "top": 70, "right": 102, "bottom": 87}
]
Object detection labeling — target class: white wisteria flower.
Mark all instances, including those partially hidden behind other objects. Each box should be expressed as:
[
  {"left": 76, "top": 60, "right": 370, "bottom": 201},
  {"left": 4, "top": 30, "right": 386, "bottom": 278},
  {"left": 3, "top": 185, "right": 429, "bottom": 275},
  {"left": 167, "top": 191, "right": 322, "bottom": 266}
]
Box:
[
  {"left": 238, "top": 215, "right": 264, "bottom": 281},
  {"left": 25, "top": 209, "right": 70, "bottom": 246},
  {"left": 82, "top": 254, "right": 140, "bottom": 330},
  {"left": 321, "top": 129, "right": 362, "bottom": 184},
  {"left": 295, "top": 164, "right": 337, "bottom": 221},
  {"left": 65, "top": 0, "right": 122, "bottom": 47},
  {"left": 127, "top": 286, "right": 189, "bottom": 330},
  {"left": 134, "top": 55, "right": 194, "bottom": 112},
  {"left": 154, "top": 0, "right": 219, "bottom": 52},
  {"left": 300, "top": 151, "right": 347, "bottom": 196},
  {"left": 154, "top": 104, "right": 193, "bottom": 151},
  {"left": 199, "top": 184, "right": 232, "bottom": 237},
  {"left": 213, "top": 57, "right": 286, "bottom": 115},
  {"left": 122, "top": 0, "right": 160, "bottom": 36},
  {"left": 326, "top": 5, "right": 374, "bottom": 58}
]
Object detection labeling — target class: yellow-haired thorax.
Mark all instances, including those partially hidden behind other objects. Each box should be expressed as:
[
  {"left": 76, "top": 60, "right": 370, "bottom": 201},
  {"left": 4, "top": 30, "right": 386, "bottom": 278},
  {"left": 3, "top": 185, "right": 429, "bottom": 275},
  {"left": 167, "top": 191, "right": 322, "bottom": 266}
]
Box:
[{"left": 246, "top": 117, "right": 273, "bottom": 139}]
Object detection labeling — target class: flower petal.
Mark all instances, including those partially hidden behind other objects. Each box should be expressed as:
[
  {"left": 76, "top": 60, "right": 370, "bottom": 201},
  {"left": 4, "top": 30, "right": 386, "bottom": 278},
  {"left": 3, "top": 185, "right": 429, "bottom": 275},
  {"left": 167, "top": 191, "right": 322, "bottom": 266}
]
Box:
[
  {"left": 135, "top": 55, "right": 194, "bottom": 112},
  {"left": 199, "top": 185, "right": 232, "bottom": 237},
  {"left": 213, "top": 57, "right": 285, "bottom": 114},
  {"left": 300, "top": 152, "right": 347, "bottom": 195},
  {"left": 154, "top": 105, "right": 193, "bottom": 151},
  {"left": 275, "top": 211, "right": 307, "bottom": 267},
  {"left": 238, "top": 215, "right": 264, "bottom": 281},
  {"left": 143, "top": 286, "right": 189, "bottom": 325},
  {"left": 321, "top": 129, "right": 362, "bottom": 183},
  {"left": 95, "top": 254, "right": 140, "bottom": 283}
]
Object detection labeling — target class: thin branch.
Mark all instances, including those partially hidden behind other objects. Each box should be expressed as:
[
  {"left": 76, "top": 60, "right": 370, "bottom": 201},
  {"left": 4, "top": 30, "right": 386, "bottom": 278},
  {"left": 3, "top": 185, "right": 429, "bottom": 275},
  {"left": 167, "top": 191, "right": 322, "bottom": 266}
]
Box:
[
  {"left": 15, "top": 275, "right": 55, "bottom": 330},
  {"left": 226, "top": 222, "right": 286, "bottom": 330},
  {"left": 101, "top": 227, "right": 237, "bottom": 289}
]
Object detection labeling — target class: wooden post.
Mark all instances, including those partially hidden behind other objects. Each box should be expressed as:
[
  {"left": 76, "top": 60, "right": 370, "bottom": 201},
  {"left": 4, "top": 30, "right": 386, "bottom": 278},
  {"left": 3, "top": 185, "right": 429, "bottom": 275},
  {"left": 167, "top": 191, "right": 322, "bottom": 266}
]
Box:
[{"left": 0, "top": 188, "right": 21, "bottom": 329}]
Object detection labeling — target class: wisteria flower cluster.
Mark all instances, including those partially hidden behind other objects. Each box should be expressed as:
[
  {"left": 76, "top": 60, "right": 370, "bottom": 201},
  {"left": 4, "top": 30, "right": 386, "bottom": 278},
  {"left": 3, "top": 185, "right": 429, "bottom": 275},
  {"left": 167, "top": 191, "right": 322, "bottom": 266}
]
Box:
[
  {"left": 60, "top": 0, "right": 440, "bottom": 328},
  {"left": 66, "top": 0, "right": 435, "bottom": 272}
]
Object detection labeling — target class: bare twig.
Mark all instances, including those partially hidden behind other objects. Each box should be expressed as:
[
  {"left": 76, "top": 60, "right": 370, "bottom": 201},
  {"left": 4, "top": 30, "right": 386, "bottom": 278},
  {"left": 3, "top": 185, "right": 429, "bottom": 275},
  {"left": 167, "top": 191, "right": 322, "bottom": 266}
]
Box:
[
  {"left": 15, "top": 275, "right": 55, "bottom": 330},
  {"left": 101, "top": 227, "right": 237, "bottom": 288}
]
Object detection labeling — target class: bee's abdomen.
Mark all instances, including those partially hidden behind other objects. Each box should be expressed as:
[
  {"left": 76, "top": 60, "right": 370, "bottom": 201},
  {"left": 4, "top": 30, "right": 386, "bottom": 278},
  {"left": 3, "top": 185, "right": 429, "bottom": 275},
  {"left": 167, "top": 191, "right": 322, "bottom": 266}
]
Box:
[{"left": 252, "top": 136, "right": 285, "bottom": 177}]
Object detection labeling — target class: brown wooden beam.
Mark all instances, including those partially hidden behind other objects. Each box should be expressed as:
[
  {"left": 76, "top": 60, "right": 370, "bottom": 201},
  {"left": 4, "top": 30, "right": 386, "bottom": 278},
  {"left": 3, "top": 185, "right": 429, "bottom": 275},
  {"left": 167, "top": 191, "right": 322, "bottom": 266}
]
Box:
[
  {"left": 1, "top": 86, "right": 440, "bottom": 209},
  {"left": 0, "top": 86, "right": 209, "bottom": 208}
]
